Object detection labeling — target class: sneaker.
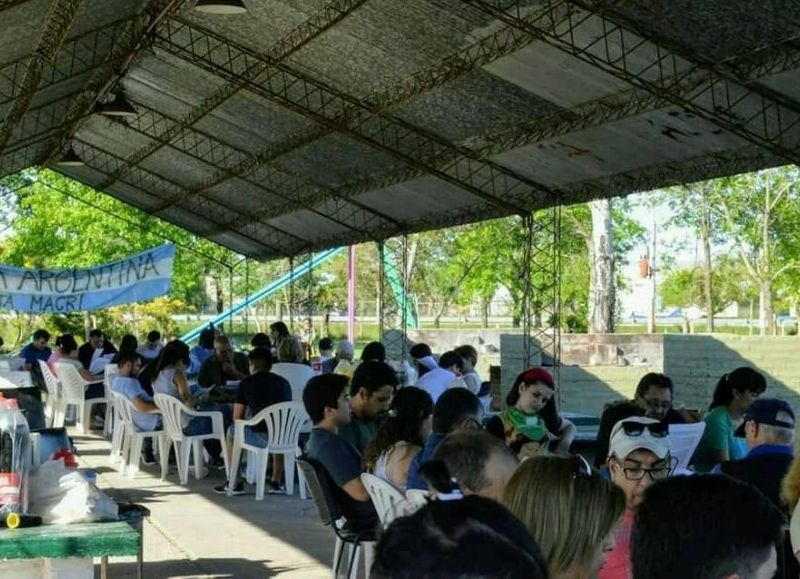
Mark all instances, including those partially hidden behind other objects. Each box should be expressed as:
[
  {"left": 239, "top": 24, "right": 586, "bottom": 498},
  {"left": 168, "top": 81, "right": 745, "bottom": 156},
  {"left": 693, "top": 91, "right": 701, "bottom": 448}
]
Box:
[
  {"left": 209, "top": 456, "right": 226, "bottom": 470},
  {"left": 213, "top": 481, "right": 245, "bottom": 496},
  {"left": 142, "top": 451, "right": 156, "bottom": 466},
  {"left": 267, "top": 480, "right": 286, "bottom": 495}
]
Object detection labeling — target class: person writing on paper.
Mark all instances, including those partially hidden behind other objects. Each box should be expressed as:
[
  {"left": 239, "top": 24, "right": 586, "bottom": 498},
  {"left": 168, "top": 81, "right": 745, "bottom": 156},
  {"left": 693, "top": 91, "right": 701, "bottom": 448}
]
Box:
[
  {"left": 21, "top": 329, "right": 52, "bottom": 385},
  {"left": 78, "top": 329, "right": 117, "bottom": 374},
  {"left": 197, "top": 335, "right": 249, "bottom": 389},
  {"left": 153, "top": 341, "right": 226, "bottom": 469}
]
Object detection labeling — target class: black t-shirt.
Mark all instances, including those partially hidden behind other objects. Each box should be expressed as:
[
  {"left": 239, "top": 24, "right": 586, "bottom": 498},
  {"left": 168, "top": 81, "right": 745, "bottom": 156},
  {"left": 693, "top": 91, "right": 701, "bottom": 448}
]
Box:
[
  {"left": 235, "top": 371, "right": 292, "bottom": 433},
  {"left": 78, "top": 342, "right": 117, "bottom": 371}
]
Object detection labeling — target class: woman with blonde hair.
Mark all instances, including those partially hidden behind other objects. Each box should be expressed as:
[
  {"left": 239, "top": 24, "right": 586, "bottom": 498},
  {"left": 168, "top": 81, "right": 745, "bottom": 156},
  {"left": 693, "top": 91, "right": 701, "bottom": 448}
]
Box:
[
  {"left": 277, "top": 336, "right": 307, "bottom": 365},
  {"left": 504, "top": 455, "right": 625, "bottom": 579}
]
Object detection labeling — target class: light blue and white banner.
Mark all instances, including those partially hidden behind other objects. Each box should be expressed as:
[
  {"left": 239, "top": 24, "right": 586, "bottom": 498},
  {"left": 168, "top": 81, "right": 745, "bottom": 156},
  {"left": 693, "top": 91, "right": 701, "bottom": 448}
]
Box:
[{"left": 0, "top": 244, "right": 175, "bottom": 313}]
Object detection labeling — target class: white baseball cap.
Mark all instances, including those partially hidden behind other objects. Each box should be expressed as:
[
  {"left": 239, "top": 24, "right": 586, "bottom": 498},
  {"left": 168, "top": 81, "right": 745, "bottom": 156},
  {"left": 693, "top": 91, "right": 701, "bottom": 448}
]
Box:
[{"left": 608, "top": 416, "right": 670, "bottom": 460}]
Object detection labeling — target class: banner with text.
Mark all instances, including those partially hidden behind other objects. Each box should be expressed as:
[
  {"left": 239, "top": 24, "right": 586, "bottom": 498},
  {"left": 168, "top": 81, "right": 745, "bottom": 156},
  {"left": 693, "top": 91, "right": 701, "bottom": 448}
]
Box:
[{"left": 0, "top": 244, "right": 175, "bottom": 313}]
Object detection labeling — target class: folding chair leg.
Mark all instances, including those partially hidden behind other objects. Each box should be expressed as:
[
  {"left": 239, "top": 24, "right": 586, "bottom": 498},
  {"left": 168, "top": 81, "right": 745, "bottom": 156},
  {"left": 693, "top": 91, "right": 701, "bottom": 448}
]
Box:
[
  {"left": 363, "top": 542, "right": 374, "bottom": 579},
  {"left": 229, "top": 438, "right": 243, "bottom": 497},
  {"left": 128, "top": 436, "right": 143, "bottom": 478},
  {"left": 192, "top": 441, "right": 205, "bottom": 480},
  {"left": 279, "top": 452, "right": 293, "bottom": 496},
  {"left": 347, "top": 542, "right": 361, "bottom": 579},
  {"left": 158, "top": 436, "right": 169, "bottom": 480},
  {"left": 104, "top": 402, "right": 113, "bottom": 438},
  {"left": 79, "top": 401, "right": 91, "bottom": 434},
  {"left": 178, "top": 441, "right": 191, "bottom": 485},
  {"left": 120, "top": 431, "right": 132, "bottom": 474},
  {"left": 332, "top": 537, "right": 343, "bottom": 579}
]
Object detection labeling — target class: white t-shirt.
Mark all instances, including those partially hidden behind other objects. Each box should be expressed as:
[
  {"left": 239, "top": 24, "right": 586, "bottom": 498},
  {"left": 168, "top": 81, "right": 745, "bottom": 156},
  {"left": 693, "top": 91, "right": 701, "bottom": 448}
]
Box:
[
  {"left": 113, "top": 375, "right": 160, "bottom": 432},
  {"left": 415, "top": 367, "right": 457, "bottom": 403},
  {"left": 462, "top": 372, "right": 481, "bottom": 394},
  {"left": 137, "top": 343, "right": 163, "bottom": 360},
  {"left": 152, "top": 367, "right": 178, "bottom": 399}
]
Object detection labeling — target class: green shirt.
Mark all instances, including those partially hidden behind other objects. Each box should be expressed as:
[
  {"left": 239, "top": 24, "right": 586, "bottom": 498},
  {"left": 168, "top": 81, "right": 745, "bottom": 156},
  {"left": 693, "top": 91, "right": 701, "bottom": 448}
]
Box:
[
  {"left": 693, "top": 406, "right": 748, "bottom": 472},
  {"left": 338, "top": 414, "right": 379, "bottom": 454}
]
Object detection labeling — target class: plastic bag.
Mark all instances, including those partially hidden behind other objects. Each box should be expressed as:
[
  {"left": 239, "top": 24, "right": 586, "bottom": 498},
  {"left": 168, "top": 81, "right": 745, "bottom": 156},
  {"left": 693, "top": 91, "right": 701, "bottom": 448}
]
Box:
[{"left": 28, "top": 460, "right": 118, "bottom": 524}]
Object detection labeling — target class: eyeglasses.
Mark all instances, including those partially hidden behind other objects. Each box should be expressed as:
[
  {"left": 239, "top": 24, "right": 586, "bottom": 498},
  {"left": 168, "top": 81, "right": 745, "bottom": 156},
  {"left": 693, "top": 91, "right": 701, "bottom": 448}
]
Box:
[
  {"left": 620, "top": 420, "right": 669, "bottom": 438},
  {"left": 641, "top": 398, "right": 672, "bottom": 410},
  {"left": 616, "top": 458, "right": 673, "bottom": 481},
  {"left": 572, "top": 454, "right": 592, "bottom": 480}
]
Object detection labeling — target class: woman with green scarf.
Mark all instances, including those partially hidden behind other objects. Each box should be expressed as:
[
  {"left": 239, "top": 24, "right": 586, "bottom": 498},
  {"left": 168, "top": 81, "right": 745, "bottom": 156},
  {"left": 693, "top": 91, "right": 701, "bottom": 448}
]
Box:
[{"left": 487, "top": 368, "right": 576, "bottom": 459}]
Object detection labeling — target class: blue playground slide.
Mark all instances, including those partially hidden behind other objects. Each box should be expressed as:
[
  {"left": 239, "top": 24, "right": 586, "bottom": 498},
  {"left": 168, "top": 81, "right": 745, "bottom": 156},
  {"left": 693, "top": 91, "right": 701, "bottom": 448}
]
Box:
[{"left": 180, "top": 247, "right": 345, "bottom": 344}]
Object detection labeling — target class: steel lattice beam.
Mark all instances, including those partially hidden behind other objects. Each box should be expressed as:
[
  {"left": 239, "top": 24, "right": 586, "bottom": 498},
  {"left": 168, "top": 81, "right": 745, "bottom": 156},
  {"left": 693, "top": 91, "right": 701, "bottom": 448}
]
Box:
[
  {"left": 141, "top": 9, "right": 545, "bottom": 214},
  {"left": 95, "top": 0, "right": 368, "bottom": 192},
  {"left": 153, "top": 19, "right": 568, "bottom": 219},
  {"left": 66, "top": 139, "right": 303, "bottom": 255},
  {"left": 379, "top": 236, "right": 410, "bottom": 361},
  {"left": 0, "top": 0, "right": 86, "bottom": 154},
  {"left": 41, "top": 0, "right": 186, "bottom": 164},
  {"left": 466, "top": 0, "right": 800, "bottom": 166},
  {"left": 0, "top": 16, "right": 137, "bottom": 106},
  {"left": 116, "top": 100, "right": 399, "bottom": 234}
]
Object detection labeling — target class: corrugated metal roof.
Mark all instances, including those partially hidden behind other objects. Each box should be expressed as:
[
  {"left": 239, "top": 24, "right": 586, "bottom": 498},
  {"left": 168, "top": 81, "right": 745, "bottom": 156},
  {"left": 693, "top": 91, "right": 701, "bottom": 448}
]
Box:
[{"left": 2, "top": 0, "right": 800, "bottom": 259}]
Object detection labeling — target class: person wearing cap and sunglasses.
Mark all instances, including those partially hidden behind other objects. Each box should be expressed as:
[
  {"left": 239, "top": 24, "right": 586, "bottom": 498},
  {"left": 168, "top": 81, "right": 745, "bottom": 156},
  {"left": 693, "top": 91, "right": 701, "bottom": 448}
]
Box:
[
  {"left": 486, "top": 367, "right": 576, "bottom": 459},
  {"left": 598, "top": 417, "right": 673, "bottom": 579}
]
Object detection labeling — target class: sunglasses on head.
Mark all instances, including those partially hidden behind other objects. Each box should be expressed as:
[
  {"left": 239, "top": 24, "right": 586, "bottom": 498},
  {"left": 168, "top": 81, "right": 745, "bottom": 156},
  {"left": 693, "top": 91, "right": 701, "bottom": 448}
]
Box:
[
  {"left": 620, "top": 420, "right": 668, "bottom": 438},
  {"left": 572, "top": 454, "right": 593, "bottom": 480}
]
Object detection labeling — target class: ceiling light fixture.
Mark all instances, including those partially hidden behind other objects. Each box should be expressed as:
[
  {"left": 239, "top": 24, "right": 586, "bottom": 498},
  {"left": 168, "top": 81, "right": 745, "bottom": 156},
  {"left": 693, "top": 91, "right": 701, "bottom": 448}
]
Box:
[
  {"left": 56, "top": 147, "right": 84, "bottom": 167},
  {"left": 194, "top": 0, "right": 247, "bottom": 14},
  {"left": 94, "top": 92, "right": 137, "bottom": 118}
]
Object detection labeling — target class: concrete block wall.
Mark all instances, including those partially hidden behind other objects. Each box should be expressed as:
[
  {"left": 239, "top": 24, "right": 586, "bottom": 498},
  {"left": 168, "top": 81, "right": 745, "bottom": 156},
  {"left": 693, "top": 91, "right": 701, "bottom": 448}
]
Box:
[
  {"left": 663, "top": 335, "right": 800, "bottom": 411},
  {"left": 559, "top": 365, "right": 663, "bottom": 415},
  {"left": 499, "top": 335, "right": 541, "bottom": 399}
]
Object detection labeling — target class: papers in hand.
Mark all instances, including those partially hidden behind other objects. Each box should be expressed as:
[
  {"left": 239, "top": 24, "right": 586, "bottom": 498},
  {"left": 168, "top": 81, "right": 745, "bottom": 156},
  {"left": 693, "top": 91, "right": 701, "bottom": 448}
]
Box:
[{"left": 88, "top": 353, "right": 115, "bottom": 375}]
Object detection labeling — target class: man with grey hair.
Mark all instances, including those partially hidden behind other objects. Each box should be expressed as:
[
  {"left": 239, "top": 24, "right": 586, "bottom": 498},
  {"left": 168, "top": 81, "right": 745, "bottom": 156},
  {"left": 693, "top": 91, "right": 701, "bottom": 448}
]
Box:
[
  {"left": 322, "top": 339, "right": 355, "bottom": 374},
  {"left": 716, "top": 397, "right": 795, "bottom": 511}
]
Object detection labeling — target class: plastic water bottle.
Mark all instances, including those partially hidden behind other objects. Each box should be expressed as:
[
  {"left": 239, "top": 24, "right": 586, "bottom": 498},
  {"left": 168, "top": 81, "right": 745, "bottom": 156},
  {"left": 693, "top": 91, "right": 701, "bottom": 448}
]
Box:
[{"left": 0, "top": 398, "right": 31, "bottom": 514}]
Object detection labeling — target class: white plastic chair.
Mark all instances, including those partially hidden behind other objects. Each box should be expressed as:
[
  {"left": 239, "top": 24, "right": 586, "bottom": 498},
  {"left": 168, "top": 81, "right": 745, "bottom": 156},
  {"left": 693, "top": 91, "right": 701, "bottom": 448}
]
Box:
[
  {"left": 55, "top": 362, "right": 109, "bottom": 434},
  {"left": 103, "top": 364, "right": 119, "bottom": 438},
  {"left": 112, "top": 392, "right": 169, "bottom": 479},
  {"left": 270, "top": 363, "right": 315, "bottom": 405},
  {"left": 229, "top": 402, "right": 308, "bottom": 500},
  {"left": 38, "top": 361, "right": 64, "bottom": 428},
  {"left": 154, "top": 393, "right": 229, "bottom": 485},
  {"left": 270, "top": 364, "right": 315, "bottom": 432},
  {"left": 404, "top": 488, "right": 430, "bottom": 512},
  {"left": 361, "top": 473, "right": 412, "bottom": 528},
  {"left": 667, "top": 422, "right": 706, "bottom": 471}
]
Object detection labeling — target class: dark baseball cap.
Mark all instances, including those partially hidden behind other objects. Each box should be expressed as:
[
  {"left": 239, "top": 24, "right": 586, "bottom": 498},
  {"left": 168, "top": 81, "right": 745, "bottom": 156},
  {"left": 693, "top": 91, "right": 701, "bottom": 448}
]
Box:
[{"left": 734, "top": 398, "right": 795, "bottom": 437}]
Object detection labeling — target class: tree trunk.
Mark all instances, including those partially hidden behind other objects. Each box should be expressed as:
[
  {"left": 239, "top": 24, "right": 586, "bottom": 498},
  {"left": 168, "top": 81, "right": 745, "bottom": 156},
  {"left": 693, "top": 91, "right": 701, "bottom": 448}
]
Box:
[
  {"left": 699, "top": 187, "right": 715, "bottom": 332},
  {"left": 324, "top": 307, "right": 331, "bottom": 336},
  {"left": 588, "top": 198, "right": 615, "bottom": 333},
  {"left": 214, "top": 274, "right": 224, "bottom": 314},
  {"left": 759, "top": 281, "right": 774, "bottom": 336},
  {"left": 481, "top": 297, "right": 490, "bottom": 327}
]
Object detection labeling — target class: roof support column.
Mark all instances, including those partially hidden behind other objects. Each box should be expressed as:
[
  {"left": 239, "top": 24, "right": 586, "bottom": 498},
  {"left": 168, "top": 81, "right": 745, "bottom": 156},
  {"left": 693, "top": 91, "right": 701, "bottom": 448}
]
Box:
[{"left": 378, "top": 236, "right": 413, "bottom": 364}]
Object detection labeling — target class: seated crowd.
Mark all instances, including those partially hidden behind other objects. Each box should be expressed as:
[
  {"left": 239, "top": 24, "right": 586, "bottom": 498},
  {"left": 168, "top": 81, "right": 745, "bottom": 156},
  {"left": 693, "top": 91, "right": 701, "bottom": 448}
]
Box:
[{"left": 15, "top": 326, "right": 800, "bottom": 578}]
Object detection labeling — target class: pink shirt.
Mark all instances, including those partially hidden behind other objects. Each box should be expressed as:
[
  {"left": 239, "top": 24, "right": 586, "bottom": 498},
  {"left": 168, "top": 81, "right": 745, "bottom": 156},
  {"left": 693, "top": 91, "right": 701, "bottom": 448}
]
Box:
[{"left": 598, "top": 508, "right": 635, "bottom": 579}]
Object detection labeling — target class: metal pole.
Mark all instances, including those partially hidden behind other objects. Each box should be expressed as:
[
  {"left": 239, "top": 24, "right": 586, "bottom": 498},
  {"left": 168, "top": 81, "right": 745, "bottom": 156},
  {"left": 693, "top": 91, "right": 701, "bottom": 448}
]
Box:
[
  {"left": 348, "top": 245, "right": 356, "bottom": 344},
  {"left": 244, "top": 258, "right": 250, "bottom": 337},
  {"left": 228, "top": 264, "right": 234, "bottom": 336}
]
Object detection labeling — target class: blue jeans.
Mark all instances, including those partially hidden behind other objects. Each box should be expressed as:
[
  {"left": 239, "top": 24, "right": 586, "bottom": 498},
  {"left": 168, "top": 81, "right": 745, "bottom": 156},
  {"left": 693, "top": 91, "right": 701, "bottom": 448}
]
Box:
[
  {"left": 182, "top": 416, "right": 212, "bottom": 436},
  {"left": 226, "top": 424, "right": 268, "bottom": 448}
]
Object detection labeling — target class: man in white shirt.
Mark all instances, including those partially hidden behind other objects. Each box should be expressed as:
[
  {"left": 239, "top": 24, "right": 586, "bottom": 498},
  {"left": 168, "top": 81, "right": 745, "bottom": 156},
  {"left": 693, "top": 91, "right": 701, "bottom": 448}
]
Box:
[
  {"left": 415, "top": 351, "right": 465, "bottom": 403},
  {"left": 112, "top": 351, "right": 161, "bottom": 464},
  {"left": 137, "top": 330, "right": 163, "bottom": 361}
]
